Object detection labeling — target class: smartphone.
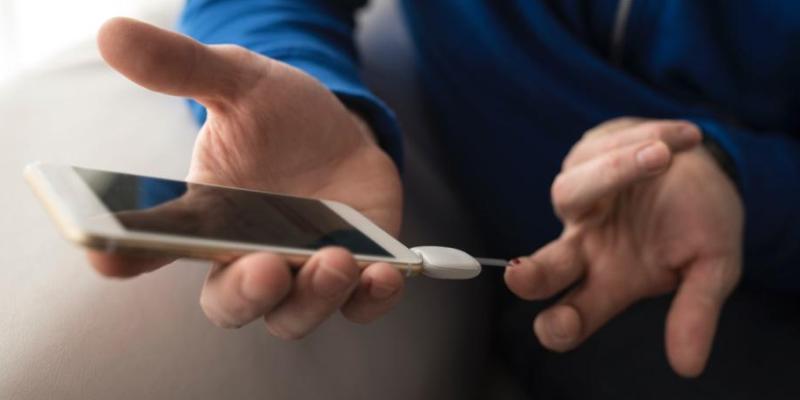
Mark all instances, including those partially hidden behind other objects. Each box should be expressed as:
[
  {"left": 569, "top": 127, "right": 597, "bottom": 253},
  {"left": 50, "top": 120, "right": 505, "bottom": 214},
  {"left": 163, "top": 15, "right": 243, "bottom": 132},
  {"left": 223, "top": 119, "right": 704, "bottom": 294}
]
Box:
[{"left": 25, "top": 162, "right": 423, "bottom": 275}]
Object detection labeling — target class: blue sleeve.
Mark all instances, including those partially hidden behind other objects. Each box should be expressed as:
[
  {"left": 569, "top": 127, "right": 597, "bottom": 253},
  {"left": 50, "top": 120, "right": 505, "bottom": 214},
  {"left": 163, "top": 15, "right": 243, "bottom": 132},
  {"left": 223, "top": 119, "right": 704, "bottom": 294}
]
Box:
[
  {"left": 178, "top": 0, "right": 403, "bottom": 168},
  {"left": 690, "top": 117, "right": 800, "bottom": 290}
]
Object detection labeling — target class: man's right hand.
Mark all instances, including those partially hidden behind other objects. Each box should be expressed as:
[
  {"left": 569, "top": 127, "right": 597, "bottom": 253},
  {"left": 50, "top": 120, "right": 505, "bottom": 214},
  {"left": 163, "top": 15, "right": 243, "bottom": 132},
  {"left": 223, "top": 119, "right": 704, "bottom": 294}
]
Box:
[{"left": 88, "top": 17, "right": 405, "bottom": 338}]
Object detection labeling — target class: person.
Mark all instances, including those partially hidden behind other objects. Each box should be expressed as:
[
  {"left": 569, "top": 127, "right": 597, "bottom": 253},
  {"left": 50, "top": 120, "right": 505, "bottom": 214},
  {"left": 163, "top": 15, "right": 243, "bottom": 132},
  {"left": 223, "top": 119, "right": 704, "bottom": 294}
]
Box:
[{"left": 88, "top": 1, "right": 800, "bottom": 397}]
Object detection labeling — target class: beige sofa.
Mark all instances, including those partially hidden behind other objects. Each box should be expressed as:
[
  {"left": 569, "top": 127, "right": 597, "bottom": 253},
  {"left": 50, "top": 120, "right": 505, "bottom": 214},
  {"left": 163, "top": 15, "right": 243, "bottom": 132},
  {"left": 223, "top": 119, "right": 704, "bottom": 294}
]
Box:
[{"left": 0, "top": 1, "right": 505, "bottom": 398}]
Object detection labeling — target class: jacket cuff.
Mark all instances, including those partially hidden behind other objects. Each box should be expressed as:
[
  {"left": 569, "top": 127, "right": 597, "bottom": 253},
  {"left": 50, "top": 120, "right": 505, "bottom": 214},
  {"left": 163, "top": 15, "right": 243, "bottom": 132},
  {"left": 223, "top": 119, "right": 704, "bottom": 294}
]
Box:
[{"left": 689, "top": 117, "right": 800, "bottom": 289}]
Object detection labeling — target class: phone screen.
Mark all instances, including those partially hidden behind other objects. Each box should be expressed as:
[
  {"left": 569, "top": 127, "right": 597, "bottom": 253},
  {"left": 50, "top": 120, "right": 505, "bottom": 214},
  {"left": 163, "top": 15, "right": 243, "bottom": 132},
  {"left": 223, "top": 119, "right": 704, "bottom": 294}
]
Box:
[{"left": 73, "top": 167, "right": 392, "bottom": 256}]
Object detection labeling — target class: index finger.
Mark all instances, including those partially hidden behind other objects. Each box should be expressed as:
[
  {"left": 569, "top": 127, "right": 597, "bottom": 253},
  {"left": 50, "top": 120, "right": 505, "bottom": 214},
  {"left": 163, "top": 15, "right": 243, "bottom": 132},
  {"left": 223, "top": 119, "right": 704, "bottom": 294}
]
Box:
[
  {"left": 564, "top": 120, "right": 701, "bottom": 169},
  {"left": 551, "top": 140, "right": 671, "bottom": 220}
]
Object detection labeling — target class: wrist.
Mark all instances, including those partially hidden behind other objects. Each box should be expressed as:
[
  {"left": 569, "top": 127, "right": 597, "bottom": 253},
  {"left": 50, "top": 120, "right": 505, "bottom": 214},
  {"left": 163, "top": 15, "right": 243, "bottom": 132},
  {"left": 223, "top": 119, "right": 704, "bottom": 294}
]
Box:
[{"left": 701, "top": 133, "right": 739, "bottom": 187}]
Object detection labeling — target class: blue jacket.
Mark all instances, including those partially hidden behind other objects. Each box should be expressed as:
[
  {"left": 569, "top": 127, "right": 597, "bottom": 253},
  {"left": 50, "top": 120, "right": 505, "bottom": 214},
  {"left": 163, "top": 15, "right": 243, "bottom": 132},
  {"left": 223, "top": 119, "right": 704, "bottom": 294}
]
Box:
[{"left": 180, "top": 0, "right": 800, "bottom": 290}]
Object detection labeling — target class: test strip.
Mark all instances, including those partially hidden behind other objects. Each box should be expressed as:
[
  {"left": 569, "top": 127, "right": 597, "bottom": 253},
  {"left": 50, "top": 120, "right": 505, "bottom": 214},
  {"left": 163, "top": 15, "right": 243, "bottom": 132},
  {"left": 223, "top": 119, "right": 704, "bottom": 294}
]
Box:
[{"left": 474, "top": 257, "right": 509, "bottom": 268}]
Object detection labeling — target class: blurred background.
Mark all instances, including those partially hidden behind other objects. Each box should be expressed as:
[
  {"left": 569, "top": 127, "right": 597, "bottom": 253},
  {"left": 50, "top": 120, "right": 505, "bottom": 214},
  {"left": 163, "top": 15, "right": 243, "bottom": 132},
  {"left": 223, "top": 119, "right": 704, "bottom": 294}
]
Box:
[{"left": 0, "top": 0, "right": 181, "bottom": 82}]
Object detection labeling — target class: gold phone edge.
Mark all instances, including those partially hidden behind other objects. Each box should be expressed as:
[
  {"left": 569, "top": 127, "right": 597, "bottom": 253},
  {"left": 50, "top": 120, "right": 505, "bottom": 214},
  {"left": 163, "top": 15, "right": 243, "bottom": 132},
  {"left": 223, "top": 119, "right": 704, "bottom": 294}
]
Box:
[{"left": 25, "top": 167, "right": 424, "bottom": 276}]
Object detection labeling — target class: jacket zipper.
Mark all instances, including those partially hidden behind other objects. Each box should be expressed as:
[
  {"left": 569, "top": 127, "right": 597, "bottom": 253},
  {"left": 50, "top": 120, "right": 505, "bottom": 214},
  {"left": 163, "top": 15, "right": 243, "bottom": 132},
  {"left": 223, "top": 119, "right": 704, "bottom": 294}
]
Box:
[{"left": 611, "top": 0, "right": 634, "bottom": 64}]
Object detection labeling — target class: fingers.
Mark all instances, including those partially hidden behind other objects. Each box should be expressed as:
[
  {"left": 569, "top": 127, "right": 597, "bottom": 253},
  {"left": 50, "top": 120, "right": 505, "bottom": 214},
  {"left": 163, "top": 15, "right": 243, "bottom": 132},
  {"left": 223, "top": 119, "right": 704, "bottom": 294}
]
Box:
[
  {"left": 200, "top": 252, "right": 292, "bottom": 328},
  {"left": 504, "top": 236, "right": 631, "bottom": 354},
  {"left": 564, "top": 120, "right": 701, "bottom": 169},
  {"left": 528, "top": 254, "right": 739, "bottom": 377},
  {"left": 665, "top": 257, "right": 740, "bottom": 377},
  {"left": 552, "top": 140, "right": 671, "bottom": 219},
  {"left": 97, "top": 17, "right": 263, "bottom": 107},
  {"left": 533, "top": 270, "right": 642, "bottom": 353},
  {"left": 504, "top": 238, "right": 584, "bottom": 300},
  {"left": 87, "top": 250, "right": 173, "bottom": 278},
  {"left": 203, "top": 249, "right": 404, "bottom": 333},
  {"left": 341, "top": 263, "right": 405, "bottom": 323},
  {"left": 263, "top": 247, "right": 361, "bottom": 339},
  {"left": 111, "top": 244, "right": 401, "bottom": 335}
]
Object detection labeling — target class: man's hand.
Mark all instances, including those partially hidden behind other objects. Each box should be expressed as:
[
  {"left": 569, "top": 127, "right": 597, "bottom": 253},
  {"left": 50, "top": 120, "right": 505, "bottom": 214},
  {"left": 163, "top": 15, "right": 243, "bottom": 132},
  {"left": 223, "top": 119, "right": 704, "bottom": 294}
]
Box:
[
  {"left": 504, "top": 118, "right": 744, "bottom": 377},
  {"left": 87, "top": 18, "right": 405, "bottom": 338}
]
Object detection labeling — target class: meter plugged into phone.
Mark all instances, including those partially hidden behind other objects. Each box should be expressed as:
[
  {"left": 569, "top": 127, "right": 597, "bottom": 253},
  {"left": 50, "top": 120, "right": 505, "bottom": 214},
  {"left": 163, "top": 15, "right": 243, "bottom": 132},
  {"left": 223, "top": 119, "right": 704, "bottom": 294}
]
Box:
[
  {"left": 410, "top": 246, "right": 509, "bottom": 280},
  {"left": 26, "top": 162, "right": 510, "bottom": 281}
]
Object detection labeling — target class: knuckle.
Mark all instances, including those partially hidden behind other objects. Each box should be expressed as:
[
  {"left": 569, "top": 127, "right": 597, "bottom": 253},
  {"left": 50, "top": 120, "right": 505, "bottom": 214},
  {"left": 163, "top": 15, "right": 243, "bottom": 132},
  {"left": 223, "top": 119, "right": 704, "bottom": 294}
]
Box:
[
  {"left": 599, "top": 152, "right": 629, "bottom": 186},
  {"left": 607, "top": 151, "right": 625, "bottom": 170},
  {"left": 638, "top": 120, "right": 670, "bottom": 138},
  {"left": 550, "top": 174, "right": 572, "bottom": 213}
]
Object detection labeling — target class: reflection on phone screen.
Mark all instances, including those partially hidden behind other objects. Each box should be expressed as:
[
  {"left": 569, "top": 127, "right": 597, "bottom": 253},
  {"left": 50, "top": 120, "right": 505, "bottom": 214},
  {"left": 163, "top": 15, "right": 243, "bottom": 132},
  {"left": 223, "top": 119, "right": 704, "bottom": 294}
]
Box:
[{"left": 74, "top": 167, "right": 391, "bottom": 256}]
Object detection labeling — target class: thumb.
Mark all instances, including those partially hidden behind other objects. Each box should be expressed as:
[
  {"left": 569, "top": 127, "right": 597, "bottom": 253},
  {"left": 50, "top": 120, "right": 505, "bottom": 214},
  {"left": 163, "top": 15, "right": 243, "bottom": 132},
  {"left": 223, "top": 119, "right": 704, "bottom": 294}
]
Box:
[
  {"left": 665, "top": 256, "right": 740, "bottom": 377},
  {"left": 97, "top": 17, "right": 262, "bottom": 108}
]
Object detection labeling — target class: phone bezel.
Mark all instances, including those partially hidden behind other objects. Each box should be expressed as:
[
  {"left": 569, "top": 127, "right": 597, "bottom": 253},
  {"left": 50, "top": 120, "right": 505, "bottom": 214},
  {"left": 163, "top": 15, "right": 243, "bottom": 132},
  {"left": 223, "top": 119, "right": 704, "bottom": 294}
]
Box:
[{"left": 24, "top": 162, "right": 423, "bottom": 270}]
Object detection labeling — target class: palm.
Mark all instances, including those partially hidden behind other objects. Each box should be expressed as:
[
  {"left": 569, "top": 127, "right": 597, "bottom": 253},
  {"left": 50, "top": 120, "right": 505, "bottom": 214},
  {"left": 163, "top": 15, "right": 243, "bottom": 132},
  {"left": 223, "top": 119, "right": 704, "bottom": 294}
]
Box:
[
  {"left": 90, "top": 18, "right": 409, "bottom": 337},
  {"left": 185, "top": 51, "right": 402, "bottom": 235}
]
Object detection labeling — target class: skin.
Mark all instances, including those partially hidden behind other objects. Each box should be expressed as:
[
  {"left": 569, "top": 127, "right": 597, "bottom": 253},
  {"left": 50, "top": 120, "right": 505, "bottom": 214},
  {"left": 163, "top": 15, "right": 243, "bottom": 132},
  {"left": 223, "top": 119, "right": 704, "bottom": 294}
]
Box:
[
  {"left": 88, "top": 18, "right": 745, "bottom": 377},
  {"left": 88, "top": 17, "right": 405, "bottom": 338},
  {"left": 504, "top": 118, "right": 744, "bottom": 377}
]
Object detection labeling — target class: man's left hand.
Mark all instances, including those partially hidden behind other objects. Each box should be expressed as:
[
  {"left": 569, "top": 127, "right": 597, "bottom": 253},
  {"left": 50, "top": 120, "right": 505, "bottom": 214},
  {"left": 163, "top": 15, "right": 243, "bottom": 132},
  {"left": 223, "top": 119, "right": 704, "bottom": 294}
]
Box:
[{"left": 504, "top": 118, "right": 743, "bottom": 377}]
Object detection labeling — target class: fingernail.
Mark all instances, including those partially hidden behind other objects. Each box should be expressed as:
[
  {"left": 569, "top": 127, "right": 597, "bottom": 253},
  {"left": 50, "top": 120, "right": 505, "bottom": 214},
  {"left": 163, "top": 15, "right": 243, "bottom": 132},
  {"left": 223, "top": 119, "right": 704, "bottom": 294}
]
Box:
[
  {"left": 313, "top": 263, "right": 353, "bottom": 298},
  {"left": 636, "top": 142, "right": 670, "bottom": 171},
  {"left": 368, "top": 279, "right": 398, "bottom": 300}
]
